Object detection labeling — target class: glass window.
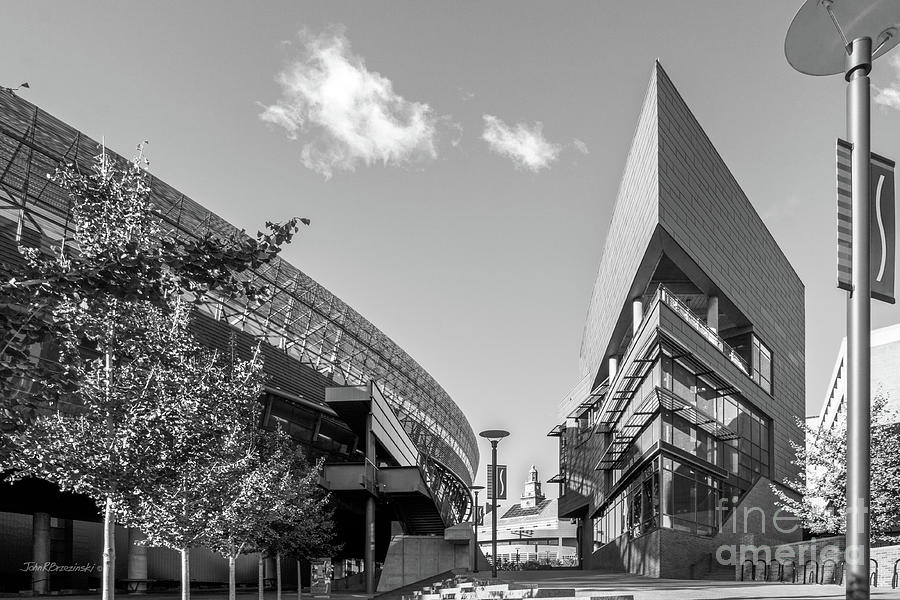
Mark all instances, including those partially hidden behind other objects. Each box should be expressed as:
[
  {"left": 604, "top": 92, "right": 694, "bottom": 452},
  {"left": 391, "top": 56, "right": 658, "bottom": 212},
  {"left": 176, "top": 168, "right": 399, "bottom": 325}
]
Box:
[
  {"left": 673, "top": 361, "right": 695, "bottom": 402},
  {"left": 672, "top": 415, "right": 694, "bottom": 453},
  {"left": 696, "top": 377, "right": 716, "bottom": 416},
  {"left": 673, "top": 473, "right": 695, "bottom": 523},
  {"left": 661, "top": 355, "right": 673, "bottom": 390},
  {"left": 751, "top": 335, "right": 773, "bottom": 394}
]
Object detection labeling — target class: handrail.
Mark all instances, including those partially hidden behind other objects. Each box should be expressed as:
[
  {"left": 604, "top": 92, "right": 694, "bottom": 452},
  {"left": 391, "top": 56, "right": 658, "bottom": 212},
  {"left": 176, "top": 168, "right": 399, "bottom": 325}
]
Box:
[
  {"left": 657, "top": 287, "right": 750, "bottom": 374},
  {"left": 741, "top": 559, "right": 755, "bottom": 582},
  {"left": 803, "top": 560, "right": 819, "bottom": 584}
]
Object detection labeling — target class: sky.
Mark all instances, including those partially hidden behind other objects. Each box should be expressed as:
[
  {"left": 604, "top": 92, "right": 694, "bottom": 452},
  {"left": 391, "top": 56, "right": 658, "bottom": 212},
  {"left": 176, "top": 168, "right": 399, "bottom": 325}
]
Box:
[{"left": 4, "top": 1, "right": 900, "bottom": 514}]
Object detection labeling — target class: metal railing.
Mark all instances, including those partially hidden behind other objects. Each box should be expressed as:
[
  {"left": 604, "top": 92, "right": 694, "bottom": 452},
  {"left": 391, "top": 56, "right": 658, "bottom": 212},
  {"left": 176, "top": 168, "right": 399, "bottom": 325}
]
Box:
[{"left": 657, "top": 287, "right": 750, "bottom": 375}]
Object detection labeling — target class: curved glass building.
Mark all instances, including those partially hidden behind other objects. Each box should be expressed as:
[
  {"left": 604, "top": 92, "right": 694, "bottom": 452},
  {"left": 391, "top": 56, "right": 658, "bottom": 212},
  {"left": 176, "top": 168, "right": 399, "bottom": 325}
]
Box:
[{"left": 0, "top": 89, "right": 478, "bottom": 591}]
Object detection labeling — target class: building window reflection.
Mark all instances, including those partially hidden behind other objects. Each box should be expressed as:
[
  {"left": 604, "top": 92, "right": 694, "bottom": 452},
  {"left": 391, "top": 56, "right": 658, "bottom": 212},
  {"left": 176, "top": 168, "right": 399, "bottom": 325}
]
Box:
[{"left": 590, "top": 348, "right": 773, "bottom": 547}]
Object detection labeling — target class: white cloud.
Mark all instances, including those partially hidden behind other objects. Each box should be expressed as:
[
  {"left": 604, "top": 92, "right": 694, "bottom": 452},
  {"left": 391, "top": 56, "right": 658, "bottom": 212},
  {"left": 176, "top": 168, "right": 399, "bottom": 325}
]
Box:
[
  {"left": 260, "top": 28, "right": 440, "bottom": 179},
  {"left": 481, "top": 115, "right": 561, "bottom": 171},
  {"left": 573, "top": 138, "right": 589, "bottom": 155},
  {"left": 874, "top": 54, "right": 900, "bottom": 111}
]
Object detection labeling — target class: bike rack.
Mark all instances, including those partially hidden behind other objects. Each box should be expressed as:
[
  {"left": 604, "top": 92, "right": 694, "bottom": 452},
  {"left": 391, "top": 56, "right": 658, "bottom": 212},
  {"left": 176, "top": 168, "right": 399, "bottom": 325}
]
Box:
[
  {"left": 892, "top": 557, "right": 900, "bottom": 588},
  {"left": 803, "top": 560, "right": 819, "bottom": 584},
  {"left": 768, "top": 560, "right": 783, "bottom": 582},
  {"left": 871, "top": 558, "right": 879, "bottom": 587},
  {"left": 785, "top": 560, "right": 797, "bottom": 584},
  {"left": 741, "top": 559, "right": 755, "bottom": 582},
  {"left": 756, "top": 559, "right": 768, "bottom": 582},
  {"left": 820, "top": 559, "right": 839, "bottom": 585}
]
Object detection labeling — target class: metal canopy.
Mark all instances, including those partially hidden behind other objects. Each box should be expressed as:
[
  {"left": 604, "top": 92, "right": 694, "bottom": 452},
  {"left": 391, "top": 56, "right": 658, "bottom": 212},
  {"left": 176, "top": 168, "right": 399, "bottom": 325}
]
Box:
[{"left": 785, "top": 0, "right": 900, "bottom": 76}]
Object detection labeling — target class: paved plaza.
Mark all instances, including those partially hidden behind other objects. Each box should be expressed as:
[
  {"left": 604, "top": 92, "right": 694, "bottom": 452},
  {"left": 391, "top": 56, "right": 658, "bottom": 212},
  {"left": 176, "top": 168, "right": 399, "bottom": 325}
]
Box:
[
  {"left": 14, "top": 574, "right": 900, "bottom": 600},
  {"left": 500, "top": 569, "right": 900, "bottom": 600}
]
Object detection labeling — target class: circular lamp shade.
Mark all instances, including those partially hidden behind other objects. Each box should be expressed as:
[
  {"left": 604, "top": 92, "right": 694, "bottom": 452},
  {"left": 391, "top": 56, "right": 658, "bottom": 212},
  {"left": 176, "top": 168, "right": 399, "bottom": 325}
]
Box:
[
  {"left": 479, "top": 429, "right": 510, "bottom": 440},
  {"left": 786, "top": 0, "right": 900, "bottom": 75}
]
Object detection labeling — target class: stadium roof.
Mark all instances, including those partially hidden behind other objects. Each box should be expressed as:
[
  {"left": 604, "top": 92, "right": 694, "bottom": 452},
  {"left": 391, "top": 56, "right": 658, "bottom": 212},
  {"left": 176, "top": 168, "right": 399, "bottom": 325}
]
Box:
[{"left": 0, "top": 89, "right": 479, "bottom": 487}]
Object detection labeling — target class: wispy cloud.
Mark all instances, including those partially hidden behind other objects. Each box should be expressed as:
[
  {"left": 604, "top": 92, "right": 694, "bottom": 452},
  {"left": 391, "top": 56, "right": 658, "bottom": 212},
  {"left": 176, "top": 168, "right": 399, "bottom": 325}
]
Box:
[
  {"left": 481, "top": 115, "right": 561, "bottom": 171},
  {"left": 260, "top": 28, "right": 441, "bottom": 179},
  {"left": 573, "top": 138, "right": 589, "bottom": 155},
  {"left": 874, "top": 54, "right": 900, "bottom": 111}
]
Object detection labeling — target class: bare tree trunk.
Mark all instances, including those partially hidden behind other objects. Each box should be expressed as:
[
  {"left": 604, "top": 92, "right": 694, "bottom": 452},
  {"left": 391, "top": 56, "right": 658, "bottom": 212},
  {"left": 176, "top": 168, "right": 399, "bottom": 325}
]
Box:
[
  {"left": 181, "top": 548, "right": 190, "bottom": 600},
  {"left": 102, "top": 495, "right": 115, "bottom": 600},
  {"left": 229, "top": 554, "right": 236, "bottom": 600},
  {"left": 297, "top": 559, "right": 302, "bottom": 600},
  {"left": 102, "top": 341, "right": 116, "bottom": 600},
  {"left": 258, "top": 553, "right": 265, "bottom": 600},
  {"left": 276, "top": 552, "right": 282, "bottom": 600}
]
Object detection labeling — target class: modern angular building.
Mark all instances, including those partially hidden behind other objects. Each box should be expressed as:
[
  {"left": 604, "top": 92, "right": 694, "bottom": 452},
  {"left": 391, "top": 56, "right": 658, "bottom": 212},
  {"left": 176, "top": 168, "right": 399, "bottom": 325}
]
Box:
[
  {"left": 549, "top": 62, "right": 805, "bottom": 578},
  {"left": 0, "top": 89, "right": 479, "bottom": 592}
]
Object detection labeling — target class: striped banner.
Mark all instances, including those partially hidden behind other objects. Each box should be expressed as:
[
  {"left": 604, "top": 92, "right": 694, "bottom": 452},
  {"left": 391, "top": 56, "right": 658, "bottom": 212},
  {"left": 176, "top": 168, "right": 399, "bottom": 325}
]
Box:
[
  {"left": 836, "top": 139, "right": 895, "bottom": 304},
  {"left": 837, "top": 139, "right": 852, "bottom": 291},
  {"left": 486, "top": 464, "right": 507, "bottom": 499}
]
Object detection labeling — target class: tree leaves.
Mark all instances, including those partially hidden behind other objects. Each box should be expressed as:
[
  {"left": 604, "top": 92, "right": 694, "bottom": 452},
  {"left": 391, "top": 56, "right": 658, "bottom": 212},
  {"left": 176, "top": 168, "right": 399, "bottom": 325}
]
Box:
[
  {"left": 772, "top": 394, "right": 900, "bottom": 543},
  {"left": 0, "top": 148, "right": 304, "bottom": 431}
]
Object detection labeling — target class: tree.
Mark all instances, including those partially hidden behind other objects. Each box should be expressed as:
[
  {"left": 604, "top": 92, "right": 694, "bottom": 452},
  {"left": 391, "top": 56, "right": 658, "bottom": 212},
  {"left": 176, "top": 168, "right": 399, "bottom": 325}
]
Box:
[
  {"left": 0, "top": 146, "right": 300, "bottom": 600},
  {"left": 204, "top": 423, "right": 323, "bottom": 600},
  {"left": 772, "top": 394, "right": 900, "bottom": 543},
  {"left": 252, "top": 446, "right": 336, "bottom": 600},
  {"left": 115, "top": 328, "right": 269, "bottom": 600}
]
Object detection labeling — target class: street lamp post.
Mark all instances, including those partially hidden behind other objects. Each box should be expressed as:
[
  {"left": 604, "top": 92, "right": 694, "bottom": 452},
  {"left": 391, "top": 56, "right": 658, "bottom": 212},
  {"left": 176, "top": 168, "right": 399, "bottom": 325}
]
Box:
[
  {"left": 479, "top": 429, "right": 509, "bottom": 579},
  {"left": 470, "top": 485, "right": 484, "bottom": 573},
  {"left": 786, "top": 3, "right": 900, "bottom": 599}
]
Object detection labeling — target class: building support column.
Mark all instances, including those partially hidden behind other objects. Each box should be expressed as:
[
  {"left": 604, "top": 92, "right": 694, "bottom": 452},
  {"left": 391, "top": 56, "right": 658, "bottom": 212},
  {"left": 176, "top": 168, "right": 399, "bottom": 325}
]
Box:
[
  {"left": 365, "top": 496, "right": 376, "bottom": 595},
  {"left": 706, "top": 295, "right": 719, "bottom": 332},
  {"left": 32, "top": 512, "right": 50, "bottom": 594},
  {"left": 365, "top": 381, "right": 377, "bottom": 596},
  {"left": 127, "top": 528, "right": 148, "bottom": 594},
  {"left": 632, "top": 298, "right": 644, "bottom": 334}
]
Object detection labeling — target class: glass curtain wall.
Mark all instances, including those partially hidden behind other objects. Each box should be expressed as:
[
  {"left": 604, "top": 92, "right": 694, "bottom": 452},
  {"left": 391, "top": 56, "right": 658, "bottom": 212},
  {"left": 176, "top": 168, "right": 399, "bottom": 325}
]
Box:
[{"left": 591, "top": 347, "right": 772, "bottom": 547}]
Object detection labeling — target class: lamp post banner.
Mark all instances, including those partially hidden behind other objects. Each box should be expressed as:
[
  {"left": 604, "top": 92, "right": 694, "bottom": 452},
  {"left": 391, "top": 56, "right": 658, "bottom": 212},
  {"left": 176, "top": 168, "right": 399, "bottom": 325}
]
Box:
[
  {"left": 486, "top": 464, "right": 507, "bottom": 499},
  {"left": 837, "top": 138, "right": 896, "bottom": 303}
]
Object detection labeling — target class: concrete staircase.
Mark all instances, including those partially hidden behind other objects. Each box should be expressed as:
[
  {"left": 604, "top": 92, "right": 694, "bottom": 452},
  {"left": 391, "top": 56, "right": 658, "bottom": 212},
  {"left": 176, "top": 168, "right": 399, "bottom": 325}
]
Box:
[{"left": 400, "top": 574, "right": 633, "bottom": 600}]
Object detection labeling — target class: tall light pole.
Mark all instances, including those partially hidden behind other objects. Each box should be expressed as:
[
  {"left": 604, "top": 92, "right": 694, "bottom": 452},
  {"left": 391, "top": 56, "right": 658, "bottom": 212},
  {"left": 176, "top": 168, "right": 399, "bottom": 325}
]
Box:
[
  {"left": 470, "top": 485, "right": 484, "bottom": 573},
  {"left": 479, "top": 429, "right": 509, "bottom": 579},
  {"left": 786, "top": 3, "right": 900, "bottom": 598}
]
